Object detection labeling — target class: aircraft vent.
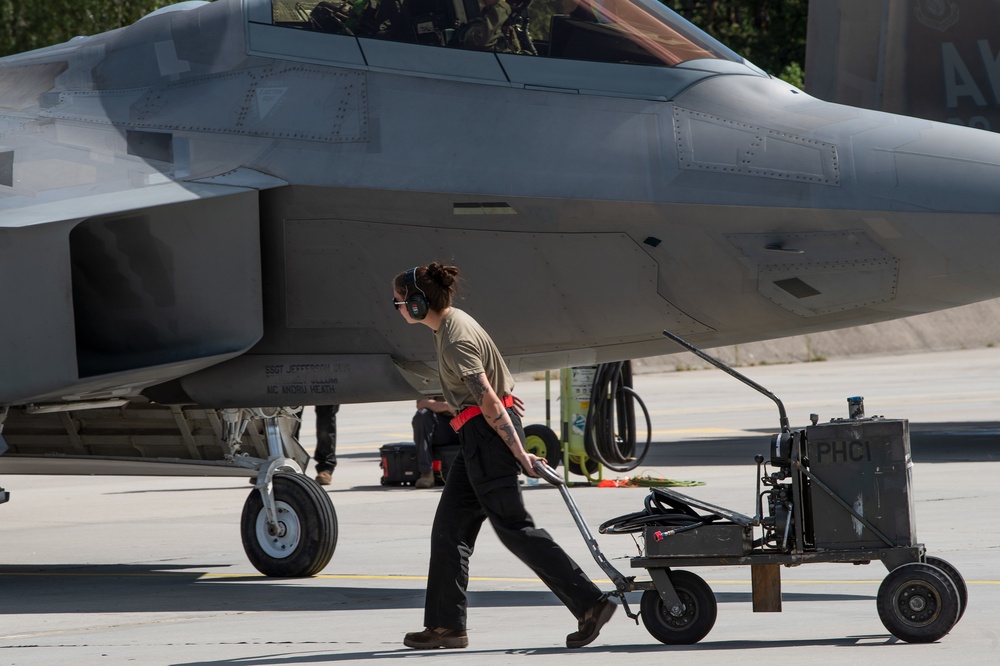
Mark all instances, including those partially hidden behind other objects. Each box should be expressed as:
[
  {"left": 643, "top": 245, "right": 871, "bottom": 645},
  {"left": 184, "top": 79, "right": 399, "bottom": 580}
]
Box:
[
  {"left": 773, "top": 277, "right": 821, "bottom": 299},
  {"left": 453, "top": 202, "right": 516, "bottom": 215},
  {"left": 126, "top": 130, "right": 173, "bottom": 163},
  {"left": 728, "top": 230, "right": 898, "bottom": 317},
  {"left": 0, "top": 150, "right": 11, "bottom": 187}
]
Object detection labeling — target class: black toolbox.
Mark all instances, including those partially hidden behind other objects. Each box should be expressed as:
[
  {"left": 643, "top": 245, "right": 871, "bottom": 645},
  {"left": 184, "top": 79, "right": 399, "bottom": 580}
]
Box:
[{"left": 379, "top": 442, "right": 419, "bottom": 486}]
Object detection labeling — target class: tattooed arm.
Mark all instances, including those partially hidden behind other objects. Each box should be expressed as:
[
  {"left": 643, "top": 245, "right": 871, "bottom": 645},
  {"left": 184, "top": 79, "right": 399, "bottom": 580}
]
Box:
[{"left": 462, "top": 372, "right": 539, "bottom": 476}]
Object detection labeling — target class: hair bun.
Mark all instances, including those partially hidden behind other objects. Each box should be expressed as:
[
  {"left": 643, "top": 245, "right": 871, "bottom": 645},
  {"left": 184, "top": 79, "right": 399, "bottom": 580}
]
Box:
[{"left": 427, "top": 262, "right": 460, "bottom": 288}]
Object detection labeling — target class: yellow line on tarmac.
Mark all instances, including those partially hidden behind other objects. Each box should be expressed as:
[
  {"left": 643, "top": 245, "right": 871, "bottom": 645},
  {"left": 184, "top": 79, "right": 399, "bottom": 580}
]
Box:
[{"left": 3, "top": 571, "right": 996, "bottom": 586}]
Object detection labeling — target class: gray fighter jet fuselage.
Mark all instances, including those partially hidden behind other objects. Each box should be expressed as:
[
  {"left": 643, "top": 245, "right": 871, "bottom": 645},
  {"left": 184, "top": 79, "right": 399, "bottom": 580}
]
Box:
[{"left": 2, "top": 0, "right": 1000, "bottom": 410}]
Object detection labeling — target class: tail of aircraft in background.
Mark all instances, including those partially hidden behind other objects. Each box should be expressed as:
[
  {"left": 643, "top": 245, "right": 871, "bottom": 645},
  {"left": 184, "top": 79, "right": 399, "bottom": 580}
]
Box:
[
  {"left": 799, "top": 0, "right": 1000, "bottom": 360},
  {"left": 806, "top": 0, "right": 1000, "bottom": 131}
]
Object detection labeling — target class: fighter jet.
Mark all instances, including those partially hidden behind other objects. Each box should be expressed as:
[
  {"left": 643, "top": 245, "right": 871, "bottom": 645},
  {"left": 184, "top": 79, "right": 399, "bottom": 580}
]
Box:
[{"left": 2, "top": 0, "right": 1000, "bottom": 576}]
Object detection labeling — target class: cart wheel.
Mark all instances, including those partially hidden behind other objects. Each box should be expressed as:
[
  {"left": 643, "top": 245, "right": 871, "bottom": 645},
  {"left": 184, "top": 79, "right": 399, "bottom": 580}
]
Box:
[
  {"left": 877, "top": 562, "right": 960, "bottom": 643},
  {"left": 568, "top": 456, "right": 600, "bottom": 477},
  {"left": 524, "top": 424, "right": 561, "bottom": 470},
  {"left": 925, "top": 556, "right": 968, "bottom": 622},
  {"left": 241, "top": 472, "right": 338, "bottom": 577},
  {"left": 640, "top": 570, "right": 717, "bottom": 645}
]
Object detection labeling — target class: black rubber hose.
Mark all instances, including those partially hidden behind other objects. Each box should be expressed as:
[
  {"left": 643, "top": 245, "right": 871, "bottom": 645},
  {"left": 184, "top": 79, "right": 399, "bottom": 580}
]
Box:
[
  {"left": 583, "top": 361, "right": 652, "bottom": 472},
  {"left": 599, "top": 489, "right": 706, "bottom": 534}
]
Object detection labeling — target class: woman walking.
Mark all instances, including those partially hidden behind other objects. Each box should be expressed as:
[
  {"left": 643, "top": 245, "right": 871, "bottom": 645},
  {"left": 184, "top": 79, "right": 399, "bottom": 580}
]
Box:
[{"left": 392, "top": 262, "right": 615, "bottom": 650}]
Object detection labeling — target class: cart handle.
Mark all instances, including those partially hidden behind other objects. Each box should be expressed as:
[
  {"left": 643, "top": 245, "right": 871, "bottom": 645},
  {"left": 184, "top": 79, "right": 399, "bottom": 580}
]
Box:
[
  {"left": 534, "top": 460, "right": 565, "bottom": 486},
  {"left": 663, "top": 329, "right": 790, "bottom": 433},
  {"left": 533, "top": 460, "right": 633, "bottom": 595}
]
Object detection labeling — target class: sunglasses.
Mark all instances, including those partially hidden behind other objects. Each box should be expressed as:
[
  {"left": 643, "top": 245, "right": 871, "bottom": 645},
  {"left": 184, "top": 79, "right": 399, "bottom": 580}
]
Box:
[{"left": 392, "top": 297, "right": 407, "bottom": 310}]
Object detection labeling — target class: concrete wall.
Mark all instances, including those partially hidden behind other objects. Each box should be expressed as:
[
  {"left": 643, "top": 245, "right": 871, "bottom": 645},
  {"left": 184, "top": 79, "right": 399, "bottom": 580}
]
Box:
[{"left": 634, "top": 299, "right": 1000, "bottom": 372}]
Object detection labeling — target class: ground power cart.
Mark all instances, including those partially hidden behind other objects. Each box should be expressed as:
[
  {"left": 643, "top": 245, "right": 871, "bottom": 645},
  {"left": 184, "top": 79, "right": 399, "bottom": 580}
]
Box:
[{"left": 535, "top": 331, "right": 968, "bottom": 645}]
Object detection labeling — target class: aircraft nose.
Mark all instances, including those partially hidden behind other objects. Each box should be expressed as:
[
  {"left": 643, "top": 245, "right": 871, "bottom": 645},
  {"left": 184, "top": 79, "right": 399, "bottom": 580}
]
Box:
[
  {"left": 849, "top": 118, "right": 1000, "bottom": 300},
  {"left": 854, "top": 117, "right": 1000, "bottom": 214}
]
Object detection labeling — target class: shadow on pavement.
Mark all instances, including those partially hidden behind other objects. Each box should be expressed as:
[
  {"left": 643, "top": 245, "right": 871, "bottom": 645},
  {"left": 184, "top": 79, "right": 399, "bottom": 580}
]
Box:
[{"left": 0, "top": 563, "right": 873, "bottom": 615}]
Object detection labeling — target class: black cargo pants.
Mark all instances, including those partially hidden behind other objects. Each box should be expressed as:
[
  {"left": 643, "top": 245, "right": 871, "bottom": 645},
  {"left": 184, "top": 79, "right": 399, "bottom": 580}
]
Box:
[
  {"left": 313, "top": 404, "right": 339, "bottom": 473},
  {"left": 422, "top": 408, "right": 602, "bottom": 630}
]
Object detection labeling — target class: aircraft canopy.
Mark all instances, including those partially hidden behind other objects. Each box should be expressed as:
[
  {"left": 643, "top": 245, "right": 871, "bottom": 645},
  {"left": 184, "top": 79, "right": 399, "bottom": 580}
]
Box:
[{"left": 268, "top": 0, "right": 751, "bottom": 70}]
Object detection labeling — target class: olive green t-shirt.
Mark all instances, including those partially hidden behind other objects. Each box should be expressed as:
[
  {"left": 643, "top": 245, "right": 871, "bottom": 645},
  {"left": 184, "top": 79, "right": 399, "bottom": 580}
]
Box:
[{"left": 434, "top": 307, "right": 515, "bottom": 411}]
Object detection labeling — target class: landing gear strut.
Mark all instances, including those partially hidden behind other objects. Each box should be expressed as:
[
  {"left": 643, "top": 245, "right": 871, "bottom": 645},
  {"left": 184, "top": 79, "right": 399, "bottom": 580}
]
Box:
[{"left": 224, "top": 408, "right": 338, "bottom": 576}]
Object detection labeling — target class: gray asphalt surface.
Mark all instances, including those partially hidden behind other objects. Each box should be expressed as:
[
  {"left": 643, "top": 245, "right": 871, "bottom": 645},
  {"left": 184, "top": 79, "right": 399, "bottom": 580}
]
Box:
[{"left": 2, "top": 348, "right": 998, "bottom": 665}]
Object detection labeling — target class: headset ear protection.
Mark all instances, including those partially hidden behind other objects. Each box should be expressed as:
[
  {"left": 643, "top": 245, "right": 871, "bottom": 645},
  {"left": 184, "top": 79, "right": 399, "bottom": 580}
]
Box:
[{"left": 404, "top": 267, "right": 428, "bottom": 320}]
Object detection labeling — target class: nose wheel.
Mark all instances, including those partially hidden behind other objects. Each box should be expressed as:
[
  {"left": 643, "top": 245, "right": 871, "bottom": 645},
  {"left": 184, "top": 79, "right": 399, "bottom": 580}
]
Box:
[{"left": 241, "top": 472, "right": 337, "bottom": 577}]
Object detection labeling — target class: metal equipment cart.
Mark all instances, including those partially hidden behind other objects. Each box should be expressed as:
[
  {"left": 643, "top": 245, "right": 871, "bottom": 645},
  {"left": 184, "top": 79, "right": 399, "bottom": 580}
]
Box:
[{"left": 533, "top": 330, "right": 968, "bottom": 645}]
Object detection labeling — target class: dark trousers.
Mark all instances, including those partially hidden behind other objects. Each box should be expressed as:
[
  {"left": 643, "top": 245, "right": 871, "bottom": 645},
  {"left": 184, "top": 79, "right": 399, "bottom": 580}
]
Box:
[
  {"left": 412, "top": 409, "right": 459, "bottom": 473},
  {"left": 423, "top": 408, "right": 601, "bottom": 630},
  {"left": 314, "top": 404, "right": 339, "bottom": 473}
]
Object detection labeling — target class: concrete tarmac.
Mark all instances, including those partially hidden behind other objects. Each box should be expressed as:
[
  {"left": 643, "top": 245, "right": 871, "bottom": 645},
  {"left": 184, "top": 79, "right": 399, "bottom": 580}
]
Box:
[{"left": 2, "top": 348, "right": 998, "bottom": 665}]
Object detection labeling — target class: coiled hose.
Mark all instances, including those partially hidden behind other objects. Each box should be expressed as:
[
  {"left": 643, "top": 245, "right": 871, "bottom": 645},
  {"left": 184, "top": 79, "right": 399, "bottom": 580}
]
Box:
[
  {"left": 599, "top": 488, "right": 718, "bottom": 534},
  {"left": 583, "top": 360, "right": 652, "bottom": 472}
]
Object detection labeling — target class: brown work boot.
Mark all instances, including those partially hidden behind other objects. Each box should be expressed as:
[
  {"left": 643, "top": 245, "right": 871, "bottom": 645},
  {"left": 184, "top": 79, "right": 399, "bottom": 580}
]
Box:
[
  {"left": 403, "top": 627, "right": 468, "bottom": 649},
  {"left": 315, "top": 470, "right": 332, "bottom": 486},
  {"left": 566, "top": 598, "right": 616, "bottom": 648},
  {"left": 414, "top": 471, "right": 435, "bottom": 489}
]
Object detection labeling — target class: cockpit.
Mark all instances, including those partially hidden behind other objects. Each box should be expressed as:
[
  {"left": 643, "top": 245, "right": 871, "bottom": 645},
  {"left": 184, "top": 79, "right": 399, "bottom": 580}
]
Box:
[{"left": 268, "top": 0, "right": 752, "bottom": 70}]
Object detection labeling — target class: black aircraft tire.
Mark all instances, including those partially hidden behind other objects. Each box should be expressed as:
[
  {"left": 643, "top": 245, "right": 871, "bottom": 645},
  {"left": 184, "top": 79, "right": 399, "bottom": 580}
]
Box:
[
  {"left": 924, "top": 556, "right": 968, "bottom": 622},
  {"left": 241, "top": 472, "right": 338, "bottom": 577},
  {"left": 877, "top": 562, "right": 960, "bottom": 643},
  {"left": 524, "top": 424, "right": 562, "bottom": 470},
  {"left": 640, "top": 570, "right": 718, "bottom": 645}
]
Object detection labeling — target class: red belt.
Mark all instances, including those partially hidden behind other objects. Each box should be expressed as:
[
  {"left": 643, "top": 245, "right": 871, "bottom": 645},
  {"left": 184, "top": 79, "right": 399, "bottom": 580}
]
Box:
[{"left": 450, "top": 394, "right": 516, "bottom": 432}]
